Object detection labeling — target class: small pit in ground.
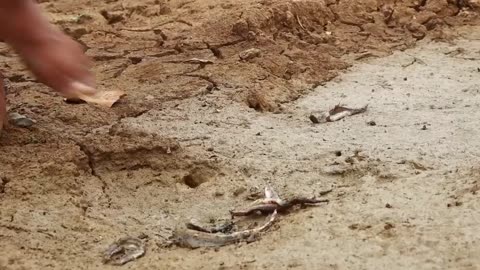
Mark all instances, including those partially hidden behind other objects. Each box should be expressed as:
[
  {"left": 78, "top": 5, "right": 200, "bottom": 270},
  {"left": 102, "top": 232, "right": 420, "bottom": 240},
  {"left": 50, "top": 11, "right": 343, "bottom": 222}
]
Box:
[{"left": 182, "top": 167, "right": 219, "bottom": 188}]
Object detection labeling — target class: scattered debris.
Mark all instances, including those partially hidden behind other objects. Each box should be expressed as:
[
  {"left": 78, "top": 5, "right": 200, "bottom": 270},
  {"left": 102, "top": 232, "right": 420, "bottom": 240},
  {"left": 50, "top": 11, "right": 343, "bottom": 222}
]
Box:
[
  {"left": 103, "top": 236, "right": 145, "bottom": 265},
  {"left": 447, "top": 201, "right": 463, "bottom": 208},
  {"left": 165, "top": 58, "right": 214, "bottom": 72},
  {"left": 230, "top": 185, "right": 329, "bottom": 217},
  {"left": 444, "top": 47, "right": 465, "bottom": 56},
  {"left": 239, "top": 48, "right": 261, "bottom": 61},
  {"left": 205, "top": 42, "right": 224, "bottom": 59},
  {"left": 354, "top": 52, "right": 382, "bottom": 60},
  {"left": 172, "top": 211, "right": 277, "bottom": 248},
  {"left": 177, "top": 74, "right": 218, "bottom": 89},
  {"left": 0, "top": 176, "right": 9, "bottom": 193},
  {"left": 310, "top": 104, "right": 368, "bottom": 124},
  {"left": 8, "top": 112, "right": 36, "bottom": 128},
  {"left": 402, "top": 55, "right": 426, "bottom": 67},
  {"left": 100, "top": 10, "right": 124, "bottom": 25},
  {"left": 384, "top": 222, "right": 395, "bottom": 230},
  {"left": 408, "top": 160, "right": 429, "bottom": 171},
  {"left": 165, "top": 58, "right": 213, "bottom": 66},
  {"left": 232, "top": 186, "right": 247, "bottom": 197},
  {"left": 318, "top": 189, "right": 333, "bottom": 196},
  {"left": 214, "top": 191, "right": 224, "bottom": 197}
]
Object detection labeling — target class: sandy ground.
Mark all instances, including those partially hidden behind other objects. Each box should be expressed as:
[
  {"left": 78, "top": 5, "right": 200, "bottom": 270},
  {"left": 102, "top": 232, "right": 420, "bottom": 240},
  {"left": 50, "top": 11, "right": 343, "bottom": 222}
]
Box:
[{"left": 1, "top": 1, "right": 480, "bottom": 269}]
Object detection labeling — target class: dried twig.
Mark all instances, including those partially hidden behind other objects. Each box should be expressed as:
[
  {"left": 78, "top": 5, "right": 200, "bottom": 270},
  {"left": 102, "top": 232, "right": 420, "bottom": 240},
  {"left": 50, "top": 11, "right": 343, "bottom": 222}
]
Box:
[
  {"left": 121, "top": 19, "right": 193, "bottom": 32},
  {"left": 164, "top": 58, "right": 213, "bottom": 65},
  {"left": 165, "top": 58, "right": 214, "bottom": 69},
  {"left": 177, "top": 73, "right": 218, "bottom": 88},
  {"left": 296, "top": 15, "right": 307, "bottom": 31}
]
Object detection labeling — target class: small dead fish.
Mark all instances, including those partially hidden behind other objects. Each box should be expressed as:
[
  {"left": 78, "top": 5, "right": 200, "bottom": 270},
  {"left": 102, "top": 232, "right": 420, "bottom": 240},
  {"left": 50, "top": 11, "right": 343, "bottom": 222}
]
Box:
[
  {"left": 9, "top": 112, "right": 36, "bottom": 128},
  {"left": 310, "top": 104, "right": 368, "bottom": 123},
  {"left": 103, "top": 236, "right": 145, "bottom": 265},
  {"left": 173, "top": 211, "right": 277, "bottom": 249},
  {"left": 231, "top": 185, "right": 329, "bottom": 217},
  {"left": 231, "top": 198, "right": 328, "bottom": 216}
]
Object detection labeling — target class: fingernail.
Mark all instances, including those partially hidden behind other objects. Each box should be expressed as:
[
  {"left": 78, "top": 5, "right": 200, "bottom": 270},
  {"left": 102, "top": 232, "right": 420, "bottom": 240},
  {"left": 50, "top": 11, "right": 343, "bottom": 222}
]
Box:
[{"left": 70, "top": 81, "right": 98, "bottom": 96}]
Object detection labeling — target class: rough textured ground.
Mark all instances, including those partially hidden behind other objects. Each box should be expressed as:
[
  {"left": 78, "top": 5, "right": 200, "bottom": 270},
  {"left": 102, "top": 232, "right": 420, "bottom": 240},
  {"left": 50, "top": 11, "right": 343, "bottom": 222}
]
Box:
[{"left": 1, "top": 0, "right": 480, "bottom": 269}]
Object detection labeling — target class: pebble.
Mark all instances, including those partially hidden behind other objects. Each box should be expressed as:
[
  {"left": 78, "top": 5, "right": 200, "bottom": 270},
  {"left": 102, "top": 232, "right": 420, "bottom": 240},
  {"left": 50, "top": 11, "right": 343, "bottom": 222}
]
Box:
[{"left": 9, "top": 112, "right": 36, "bottom": 128}]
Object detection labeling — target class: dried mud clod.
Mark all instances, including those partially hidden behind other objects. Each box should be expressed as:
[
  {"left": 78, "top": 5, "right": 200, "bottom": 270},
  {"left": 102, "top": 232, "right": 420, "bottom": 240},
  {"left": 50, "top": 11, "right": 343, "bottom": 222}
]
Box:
[
  {"left": 103, "top": 236, "right": 145, "bottom": 265},
  {"left": 239, "top": 48, "right": 262, "bottom": 61},
  {"left": 100, "top": 10, "right": 124, "bottom": 25},
  {"left": 246, "top": 90, "right": 276, "bottom": 112}
]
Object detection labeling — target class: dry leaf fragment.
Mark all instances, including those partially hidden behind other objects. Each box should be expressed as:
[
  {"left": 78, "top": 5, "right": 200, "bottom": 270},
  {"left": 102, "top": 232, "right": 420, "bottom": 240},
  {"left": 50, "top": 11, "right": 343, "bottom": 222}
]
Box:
[
  {"left": 65, "top": 90, "right": 126, "bottom": 107},
  {"left": 76, "top": 90, "right": 126, "bottom": 107},
  {"left": 63, "top": 82, "right": 126, "bottom": 107}
]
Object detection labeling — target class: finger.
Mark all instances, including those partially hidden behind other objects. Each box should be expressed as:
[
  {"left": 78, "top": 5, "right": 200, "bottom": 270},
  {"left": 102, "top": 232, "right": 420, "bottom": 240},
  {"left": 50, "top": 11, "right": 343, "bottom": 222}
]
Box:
[{"left": 22, "top": 45, "right": 96, "bottom": 97}]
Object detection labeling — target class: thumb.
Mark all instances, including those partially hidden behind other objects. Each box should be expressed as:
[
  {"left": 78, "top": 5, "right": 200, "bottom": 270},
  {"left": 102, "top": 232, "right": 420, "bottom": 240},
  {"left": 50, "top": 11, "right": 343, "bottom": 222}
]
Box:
[{"left": 62, "top": 80, "right": 99, "bottom": 99}]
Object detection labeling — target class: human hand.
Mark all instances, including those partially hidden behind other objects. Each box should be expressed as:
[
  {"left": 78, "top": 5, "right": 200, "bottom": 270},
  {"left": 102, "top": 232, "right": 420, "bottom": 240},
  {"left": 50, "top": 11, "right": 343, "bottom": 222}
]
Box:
[{"left": 0, "top": 0, "right": 97, "bottom": 130}]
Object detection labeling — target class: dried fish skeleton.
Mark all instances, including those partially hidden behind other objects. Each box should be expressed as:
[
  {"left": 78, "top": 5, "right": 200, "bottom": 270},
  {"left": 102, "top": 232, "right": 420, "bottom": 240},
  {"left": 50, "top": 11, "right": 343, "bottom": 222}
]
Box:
[
  {"left": 186, "top": 219, "right": 235, "bottom": 234},
  {"left": 172, "top": 211, "right": 277, "bottom": 249},
  {"left": 230, "top": 185, "right": 329, "bottom": 217},
  {"left": 310, "top": 104, "right": 368, "bottom": 123},
  {"left": 103, "top": 236, "right": 145, "bottom": 265}
]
